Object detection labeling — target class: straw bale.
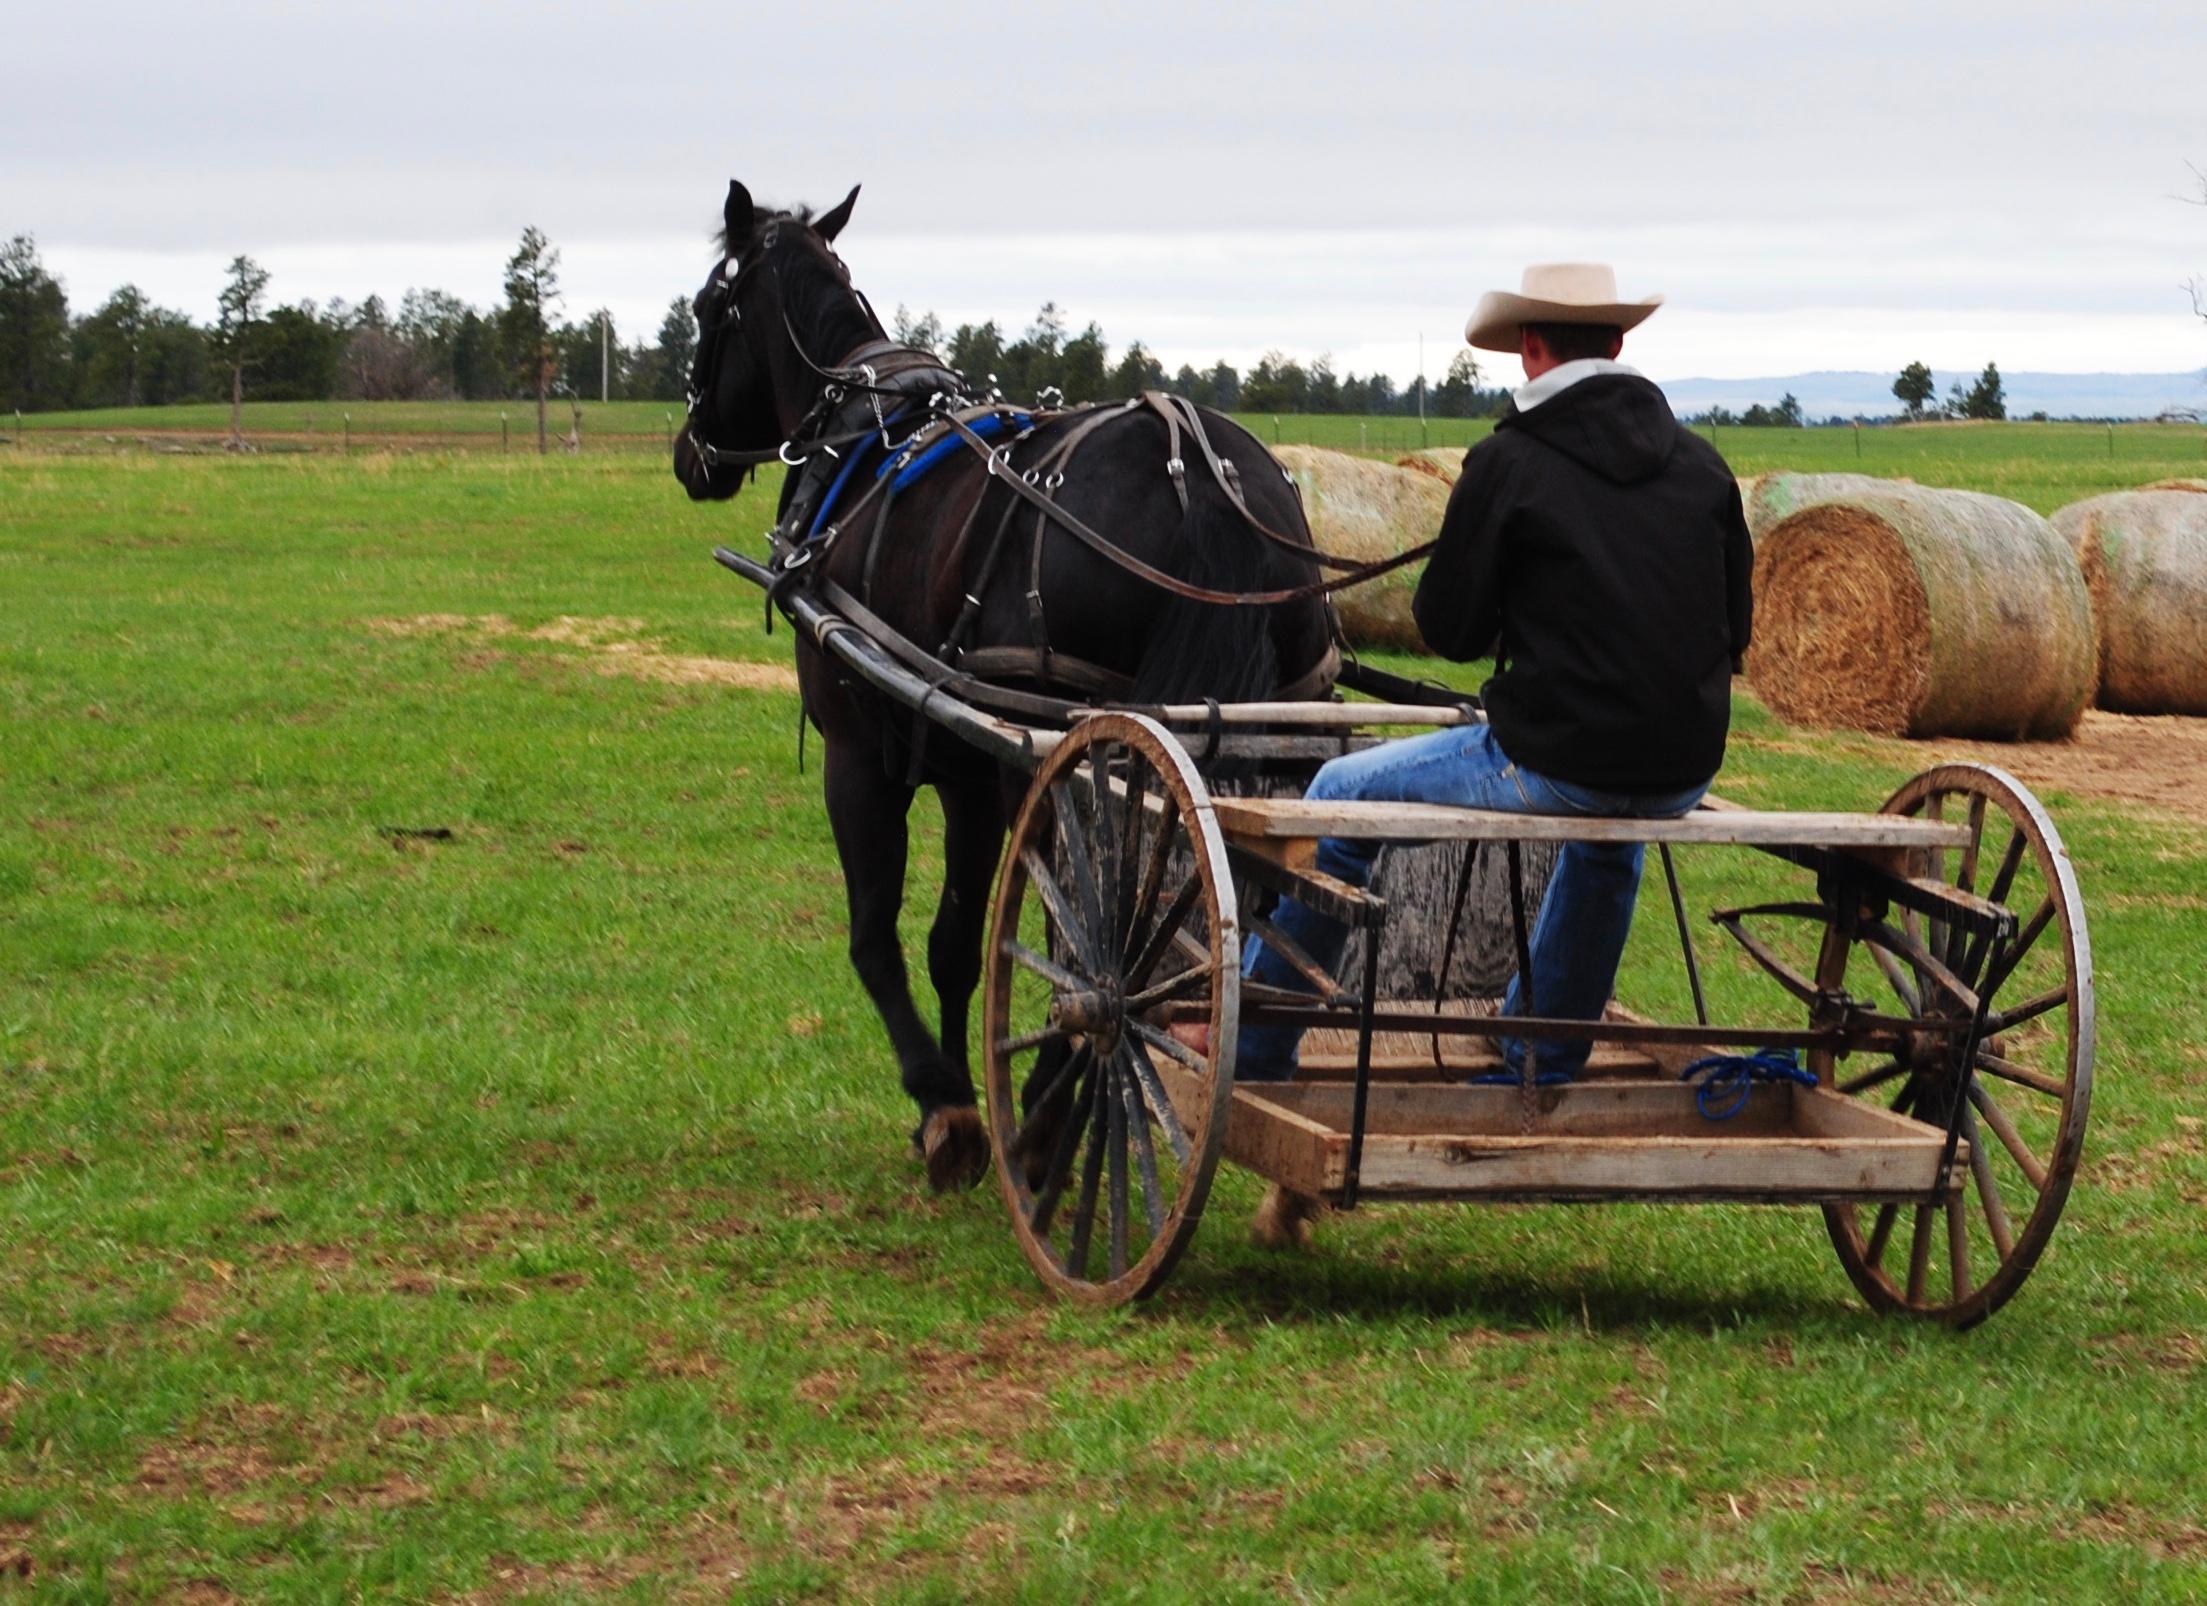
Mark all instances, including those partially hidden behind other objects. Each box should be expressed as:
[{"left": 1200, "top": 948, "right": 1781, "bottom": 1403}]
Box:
[
  {"left": 2050, "top": 490, "right": 2207, "bottom": 714},
  {"left": 1330, "top": 839, "right": 1556, "bottom": 1002},
  {"left": 1275, "top": 445, "right": 1449, "bottom": 651},
  {"left": 1395, "top": 447, "right": 1468, "bottom": 485},
  {"left": 2143, "top": 478, "right": 2207, "bottom": 494},
  {"left": 1748, "top": 486, "right": 2095, "bottom": 740},
  {"left": 1738, "top": 471, "right": 1911, "bottom": 545}
]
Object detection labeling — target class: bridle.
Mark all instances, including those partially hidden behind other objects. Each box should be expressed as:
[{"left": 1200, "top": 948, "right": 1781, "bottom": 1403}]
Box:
[{"left": 684, "top": 218, "right": 956, "bottom": 481}]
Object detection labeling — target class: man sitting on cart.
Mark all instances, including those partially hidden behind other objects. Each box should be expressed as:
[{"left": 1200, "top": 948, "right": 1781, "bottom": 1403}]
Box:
[{"left": 1231, "top": 262, "right": 1754, "bottom": 1091}]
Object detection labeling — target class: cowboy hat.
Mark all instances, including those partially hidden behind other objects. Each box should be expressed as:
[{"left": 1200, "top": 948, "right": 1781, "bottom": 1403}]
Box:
[{"left": 1464, "top": 263, "right": 1663, "bottom": 353}]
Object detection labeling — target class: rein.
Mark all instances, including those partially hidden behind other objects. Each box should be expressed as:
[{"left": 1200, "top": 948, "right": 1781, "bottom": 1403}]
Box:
[{"left": 934, "top": 409, "right": 1437, "bottom": 608}]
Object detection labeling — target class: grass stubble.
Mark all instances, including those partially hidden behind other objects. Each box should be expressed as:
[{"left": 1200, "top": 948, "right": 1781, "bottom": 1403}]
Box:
[{"left": 1, "top": 433, "right": 2205, "bottom": 1601}]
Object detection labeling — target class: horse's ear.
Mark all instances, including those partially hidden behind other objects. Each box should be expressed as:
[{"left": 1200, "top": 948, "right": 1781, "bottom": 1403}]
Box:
[
  {"left": 723, "top": 180, "right": 755, "bottom": 249},
  {"left": 814, "top": 184, "right": 860, "bottom": 243}
]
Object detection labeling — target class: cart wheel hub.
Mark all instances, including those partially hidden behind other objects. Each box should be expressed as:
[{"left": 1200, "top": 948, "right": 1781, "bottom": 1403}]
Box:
[{"left": 1053, "top": 978, "right": 1125, "bottom": 1053}]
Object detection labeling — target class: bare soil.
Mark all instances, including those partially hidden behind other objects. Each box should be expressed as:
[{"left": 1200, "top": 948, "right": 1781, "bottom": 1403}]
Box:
[
  {"left": 368, "top": 614, "right": 798, "bottom": 693},
  {"left": 1737, "top": 709, "right": 2207, "bottom": 826}
]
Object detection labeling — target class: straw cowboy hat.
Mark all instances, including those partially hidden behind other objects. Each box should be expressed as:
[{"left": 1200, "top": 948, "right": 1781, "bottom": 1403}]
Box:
[{"left": 1464, "top": 263, "right": 1664, "bottom": 353}]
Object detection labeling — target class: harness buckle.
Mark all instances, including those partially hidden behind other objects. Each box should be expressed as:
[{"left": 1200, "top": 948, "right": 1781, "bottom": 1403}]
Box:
[{"left": 1165, "top": 456, "right": 1185, "bottom": 477}]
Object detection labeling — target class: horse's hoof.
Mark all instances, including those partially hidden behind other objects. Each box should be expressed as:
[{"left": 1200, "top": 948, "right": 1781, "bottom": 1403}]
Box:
[
  {"left": 921, "top": 1105, "right": 990, "bottom": 1192},
  {"left": 1252, "top": 1183, "right": 1323, "bottom": 1251}
]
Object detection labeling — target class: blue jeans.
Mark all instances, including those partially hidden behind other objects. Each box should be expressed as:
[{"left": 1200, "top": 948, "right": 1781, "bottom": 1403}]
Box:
[{"left": 1237, "top": 724, "right": 1710, "bottom": 1081}]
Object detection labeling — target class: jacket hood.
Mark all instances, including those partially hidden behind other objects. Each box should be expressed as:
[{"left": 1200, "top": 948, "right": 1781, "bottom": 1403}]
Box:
[{"left": 1499, "top": 372, "right": 1680, "bottom": 485}]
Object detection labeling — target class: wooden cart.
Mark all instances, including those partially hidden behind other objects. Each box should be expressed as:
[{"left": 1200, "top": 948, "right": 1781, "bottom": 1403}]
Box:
[{"left": 719, "top": 548, "right": 2094, "bottom": 1330}]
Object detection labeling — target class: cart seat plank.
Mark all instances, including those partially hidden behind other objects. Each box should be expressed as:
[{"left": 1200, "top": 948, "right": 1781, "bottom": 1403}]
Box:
[{"left": 1209, "top": 796, "right": 1972, "bottom": 850}]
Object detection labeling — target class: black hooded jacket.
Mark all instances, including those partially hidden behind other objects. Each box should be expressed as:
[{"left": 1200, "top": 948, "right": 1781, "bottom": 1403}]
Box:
[{"left": 1411, "top": 371, "right": 1753, "bottom": 792}]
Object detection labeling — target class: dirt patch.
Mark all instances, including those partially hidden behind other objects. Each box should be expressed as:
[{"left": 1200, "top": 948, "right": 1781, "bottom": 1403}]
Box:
[
  {"left": 367, "top": 613, "right": 798, "bottom": 694},
  {"left": 136, "top": 1437, "right": 288, "bottom": 1497},
  {"left": 1736, "top": 708, "right": 2207, "bottom": 828}
]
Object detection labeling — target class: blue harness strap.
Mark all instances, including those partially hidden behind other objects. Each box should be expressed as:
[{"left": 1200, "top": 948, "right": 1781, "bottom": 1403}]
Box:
[
  {"left": 801, "top": 408, "right": 1037, "bottom": 542},
  {"left": 882, "top": 410, "right": 1033, "bottom": 495},
  {"left": 805, "top": 434, "right": 879, "bottom": 539}
]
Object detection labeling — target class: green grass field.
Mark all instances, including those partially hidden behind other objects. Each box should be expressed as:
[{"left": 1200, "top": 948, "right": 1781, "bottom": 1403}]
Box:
[
  {"left": 3, "top": 436, "right": 2206, "bottom": 1601},
  {"left": 14, "top": 401, "right": 2206, "bottom": 517}
]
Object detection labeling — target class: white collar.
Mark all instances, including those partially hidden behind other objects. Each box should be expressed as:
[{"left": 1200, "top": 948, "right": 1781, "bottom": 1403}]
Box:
[{"left": 1513, "top": 357, "right": 1641, "bottom": 412}]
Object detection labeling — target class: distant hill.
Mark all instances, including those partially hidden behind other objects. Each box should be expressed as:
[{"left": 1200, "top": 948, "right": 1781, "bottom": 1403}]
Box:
[{"left": 1654, "top": 370, "right": 2207, "bottom": 422}]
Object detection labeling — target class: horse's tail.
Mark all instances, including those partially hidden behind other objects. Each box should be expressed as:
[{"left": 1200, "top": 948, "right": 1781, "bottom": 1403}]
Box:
[{"left": 1128, "top": 479, "right": 1290, "bottom": 709}]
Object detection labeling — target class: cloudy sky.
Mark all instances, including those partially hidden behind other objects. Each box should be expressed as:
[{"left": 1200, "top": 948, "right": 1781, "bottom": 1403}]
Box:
[{"left": 15, "top": 1, "right": 2207, "bottom": 386}]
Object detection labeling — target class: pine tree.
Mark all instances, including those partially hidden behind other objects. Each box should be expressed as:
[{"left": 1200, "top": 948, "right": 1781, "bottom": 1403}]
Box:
[
  {"left": 500, "top": 227, "right": 561, "bottom": 452},
  {"left": 213, "top": 255, "right": 272, "bottom": 447},
  {"left": 1964, "top": 362, "right": 2007, "bottom": 421}
]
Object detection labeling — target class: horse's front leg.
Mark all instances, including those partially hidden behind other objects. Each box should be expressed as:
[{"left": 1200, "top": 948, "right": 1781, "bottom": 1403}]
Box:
[
  {"left": 928, "top": 773, "right": 1006, "bottom": 1076},
  {"left": 908, "top": 773, "right": 1004, "bottom": 1191},
  {"left": 822, "top": 738, "right": 981, "bottom": 1190}
]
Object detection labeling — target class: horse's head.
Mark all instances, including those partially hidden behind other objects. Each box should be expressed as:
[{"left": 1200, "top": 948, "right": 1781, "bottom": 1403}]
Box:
[{"left": 673, "top": 178, "right": 871, "bottom": 501}]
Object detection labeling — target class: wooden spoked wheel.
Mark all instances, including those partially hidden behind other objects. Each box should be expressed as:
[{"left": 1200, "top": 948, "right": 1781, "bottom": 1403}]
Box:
[
  {"left": 980, "top": 713, "right": 1241, "bottom": 1304},
  {"left": 1816, "top": 764, "right": 2095, "bottom": 1327}
]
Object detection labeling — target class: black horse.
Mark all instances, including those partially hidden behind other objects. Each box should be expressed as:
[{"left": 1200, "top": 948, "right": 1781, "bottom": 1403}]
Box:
[{"left": 677, "top": 180, "right": 1336, "bottom": 1189}]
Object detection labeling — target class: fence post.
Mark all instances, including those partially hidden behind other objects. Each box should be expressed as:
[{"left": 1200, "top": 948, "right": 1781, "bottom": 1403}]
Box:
[
  {"left": 343, "top": 413, "right": 351, "bottom": 455},
  {"left": 501, "top": 411, "right": 509, "bottom": 454},
  {"left": 666, "top": 411, "right": 675, "bottom": 451},
  {"left": 1854, "top": 420, "right": 1862, "bottom": 459}
]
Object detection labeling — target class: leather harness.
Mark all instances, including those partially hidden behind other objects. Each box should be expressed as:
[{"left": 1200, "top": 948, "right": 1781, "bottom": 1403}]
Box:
[{"left": 689, "top": 223, "right": 1396, "bottom": 714}]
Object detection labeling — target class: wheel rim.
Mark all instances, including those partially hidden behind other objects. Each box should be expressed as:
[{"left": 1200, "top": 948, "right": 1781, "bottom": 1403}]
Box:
[
  {"left": 980, "top": 713, "right": 1239, "bottom": 1304},
  {"left": 1821, "top": 763, "right": 2094, "bottom": 1327}
]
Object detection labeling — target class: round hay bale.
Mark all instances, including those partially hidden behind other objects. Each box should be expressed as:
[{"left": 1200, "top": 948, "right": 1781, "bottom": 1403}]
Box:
[
  {"left": 1738, "top": 471, "right": 1912, "bottom": 545},
  {"left": 1275, "top": 445, "right": 1448, "bottom": 651},
  {"left": 2143, "top": 478, "right": 2207, "bottom": 494},
  {"left": 1333, "top": 839, "right": 1557, "bottom": 1002},
  {"left": 1748, "top": 486, "right": 2095, "bottom": 740},
  {"left": 2050, "top": 490, "right": 2207, "bottom": 714},
  {"left": 1395, "top": 447, "right": 1467, "bottom": 485}
]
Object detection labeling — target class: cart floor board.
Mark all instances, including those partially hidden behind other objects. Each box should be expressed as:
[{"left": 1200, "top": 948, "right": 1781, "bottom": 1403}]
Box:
[{"left": 1158, "top": 1067, "right": 1965, "bottom": 1204}]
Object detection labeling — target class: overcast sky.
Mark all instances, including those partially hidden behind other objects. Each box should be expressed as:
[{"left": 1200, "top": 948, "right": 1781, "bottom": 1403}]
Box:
[{"left": 14, "top": 1, "right": 2207, "bottom": 386}]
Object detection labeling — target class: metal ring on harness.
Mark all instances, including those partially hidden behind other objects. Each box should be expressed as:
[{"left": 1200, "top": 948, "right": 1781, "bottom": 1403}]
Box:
[{"left": 780, "top": 439, "right": 808, "bottom": 467}]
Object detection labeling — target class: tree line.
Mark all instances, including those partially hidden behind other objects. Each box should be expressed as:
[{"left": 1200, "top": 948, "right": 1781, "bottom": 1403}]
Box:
[
  {"left": 0, "top": 232, "right": 700, "bottom": 435},
  {"left": 3, "top": 221, "right": 1548, "bottom": 432},
  {"left": 892, "top": 304, "right": 1508, "bottom": 418}
]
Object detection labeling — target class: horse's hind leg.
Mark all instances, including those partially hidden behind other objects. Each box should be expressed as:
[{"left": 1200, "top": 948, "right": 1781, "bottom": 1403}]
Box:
[
  {"left": 823, "top": 738, "right": 978, "bottom": 1190},
  {"left": 916, "top": 773, "right": 1004, "bottom": 1191}
]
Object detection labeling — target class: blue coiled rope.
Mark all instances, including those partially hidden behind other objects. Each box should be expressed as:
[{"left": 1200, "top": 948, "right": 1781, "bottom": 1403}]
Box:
[{"left": 1679, "top": 1047, "right": 1818, "bottom": 1121}]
